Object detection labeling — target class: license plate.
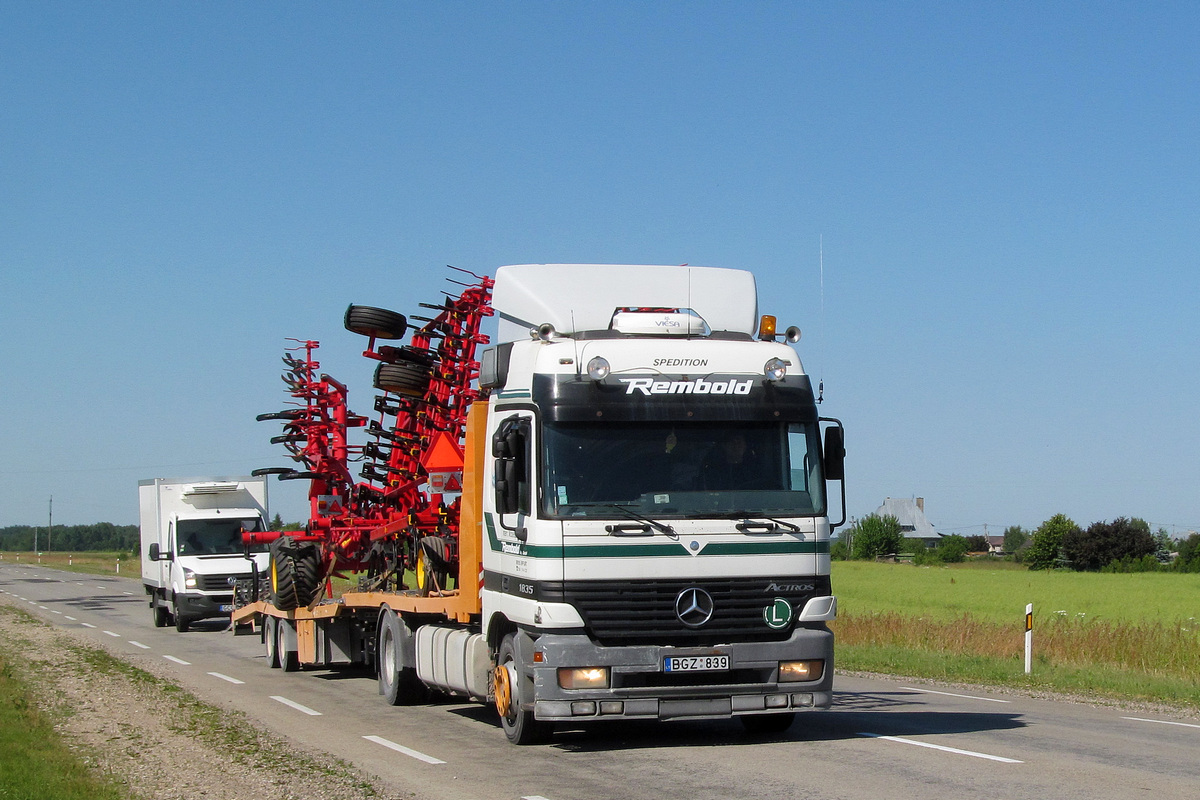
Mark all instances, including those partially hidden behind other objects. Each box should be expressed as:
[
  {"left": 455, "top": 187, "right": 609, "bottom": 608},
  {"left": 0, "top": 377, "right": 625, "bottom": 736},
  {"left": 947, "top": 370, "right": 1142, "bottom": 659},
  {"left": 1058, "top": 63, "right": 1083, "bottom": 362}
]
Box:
[
  {"left": 219, "top": 604, "right": 233, "bottom": 613},
  {"left": 663, "top": 655, "right": 729, "bottom": 673}
]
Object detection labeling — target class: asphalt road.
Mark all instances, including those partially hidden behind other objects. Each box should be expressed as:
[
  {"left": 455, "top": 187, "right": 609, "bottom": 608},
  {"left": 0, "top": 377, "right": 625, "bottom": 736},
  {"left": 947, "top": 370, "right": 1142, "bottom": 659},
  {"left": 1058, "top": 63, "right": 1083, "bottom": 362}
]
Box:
[{"left": 3, "top": 562, "right": 1198, "bottom": 800}]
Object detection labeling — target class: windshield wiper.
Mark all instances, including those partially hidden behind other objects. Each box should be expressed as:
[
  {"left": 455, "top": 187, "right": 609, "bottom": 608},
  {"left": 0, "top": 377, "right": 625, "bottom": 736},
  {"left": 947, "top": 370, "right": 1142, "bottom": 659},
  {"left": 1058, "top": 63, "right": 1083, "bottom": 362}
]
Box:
[
  {"left": 590, "top": 504, "right": 678, "bottom": 539},
  {"left": 722, "top": 513, "right": 801, "bottom": 533}
]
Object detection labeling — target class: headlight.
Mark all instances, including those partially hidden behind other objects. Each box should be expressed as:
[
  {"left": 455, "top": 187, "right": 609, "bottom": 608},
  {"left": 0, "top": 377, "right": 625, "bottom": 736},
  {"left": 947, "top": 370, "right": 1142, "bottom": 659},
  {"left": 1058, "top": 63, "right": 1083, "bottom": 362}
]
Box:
[
  {"left": 764, "top": 357, "right": 787, "bottom": 381},
  {"left": 558, "top": 667, "right": 610, "bottom": 689},
  {"left": 183, "top": 568, "right": 198, "bottom": 590},
  {"left": 779, "top": 660, "right": 823, "bottom": 682}
]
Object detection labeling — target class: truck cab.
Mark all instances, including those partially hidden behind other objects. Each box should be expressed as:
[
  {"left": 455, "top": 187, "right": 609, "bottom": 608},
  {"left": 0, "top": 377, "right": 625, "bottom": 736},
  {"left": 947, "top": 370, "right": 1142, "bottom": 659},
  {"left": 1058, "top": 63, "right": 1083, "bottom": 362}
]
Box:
[
  {"left": 140, "top": 478, "right": 271, "bottom": 631},
  {"left": 475, "top": 265, "right": 843, "bottom": 740}
]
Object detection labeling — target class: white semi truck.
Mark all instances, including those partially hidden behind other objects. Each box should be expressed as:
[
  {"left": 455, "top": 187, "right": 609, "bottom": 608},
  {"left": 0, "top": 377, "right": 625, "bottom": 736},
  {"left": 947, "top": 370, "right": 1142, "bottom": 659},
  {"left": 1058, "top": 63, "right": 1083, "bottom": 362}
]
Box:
[
  {"left": 140, "top": 476, "right": 270, "bottom": 631},
  {"left": 236, "top": 264, "right": 845, "bottom": 744}
]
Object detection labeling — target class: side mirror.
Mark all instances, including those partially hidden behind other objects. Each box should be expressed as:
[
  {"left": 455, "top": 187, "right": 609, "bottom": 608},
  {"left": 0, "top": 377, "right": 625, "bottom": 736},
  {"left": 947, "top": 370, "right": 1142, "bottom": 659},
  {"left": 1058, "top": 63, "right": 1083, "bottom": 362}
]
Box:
[
  {"left": 148, "top": 543, "right": 160, "bottom": 561},
  {"left": 823, "top": 425, "right": 845, "bottom": 482},
  {"left": 492, "top": 417, "right": 531, "bottom": 538}
]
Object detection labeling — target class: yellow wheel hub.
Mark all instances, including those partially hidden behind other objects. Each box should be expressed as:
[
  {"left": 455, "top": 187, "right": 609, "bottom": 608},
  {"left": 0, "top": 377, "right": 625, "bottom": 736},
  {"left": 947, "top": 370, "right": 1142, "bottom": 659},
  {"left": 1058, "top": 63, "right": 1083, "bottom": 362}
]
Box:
[{"left": 493, "top": 664, "right": 513, "bottom": 718}]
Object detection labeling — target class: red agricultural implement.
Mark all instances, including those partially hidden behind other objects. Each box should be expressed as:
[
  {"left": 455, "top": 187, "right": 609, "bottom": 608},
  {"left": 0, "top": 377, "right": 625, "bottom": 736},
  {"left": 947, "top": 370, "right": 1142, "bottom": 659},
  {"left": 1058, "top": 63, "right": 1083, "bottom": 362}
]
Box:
[{"left": 250, "top": 268, "right": 493, "bottom": 610}]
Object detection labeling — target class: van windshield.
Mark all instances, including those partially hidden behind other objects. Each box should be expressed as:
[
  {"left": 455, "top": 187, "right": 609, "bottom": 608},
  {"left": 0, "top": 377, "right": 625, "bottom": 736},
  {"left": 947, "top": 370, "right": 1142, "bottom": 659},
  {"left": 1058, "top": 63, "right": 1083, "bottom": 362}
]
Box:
[
  {"left": 177, "top": 517, "right": 267, "bottom": 555},
  {"left": 541, "top": 421, "right": 825, "bottom": 519}
]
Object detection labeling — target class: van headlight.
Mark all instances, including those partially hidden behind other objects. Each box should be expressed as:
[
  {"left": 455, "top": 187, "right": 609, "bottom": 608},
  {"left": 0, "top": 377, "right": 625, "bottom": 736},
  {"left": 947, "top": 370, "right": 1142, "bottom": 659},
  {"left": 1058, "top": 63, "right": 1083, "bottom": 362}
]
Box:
[{"left": 183, "top": 568, "right": 198, "bottom": 590}]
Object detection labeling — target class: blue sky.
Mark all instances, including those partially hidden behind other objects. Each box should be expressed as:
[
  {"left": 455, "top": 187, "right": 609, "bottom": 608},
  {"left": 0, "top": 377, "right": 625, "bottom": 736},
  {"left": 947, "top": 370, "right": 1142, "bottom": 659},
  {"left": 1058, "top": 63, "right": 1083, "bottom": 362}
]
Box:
[{"left": 2, "top": 3, "right": 1198, "bottom": 536}]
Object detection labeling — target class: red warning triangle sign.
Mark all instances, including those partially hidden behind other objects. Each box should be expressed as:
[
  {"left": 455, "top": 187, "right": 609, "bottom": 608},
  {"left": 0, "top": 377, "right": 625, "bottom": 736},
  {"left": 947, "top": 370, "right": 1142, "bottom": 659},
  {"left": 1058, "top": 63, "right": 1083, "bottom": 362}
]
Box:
[
  {"left": 442, "top": 473, "right": 462, "bottom": 493},
  {"left": 420, "top": 431, "right": 464, "bottom": 472}
]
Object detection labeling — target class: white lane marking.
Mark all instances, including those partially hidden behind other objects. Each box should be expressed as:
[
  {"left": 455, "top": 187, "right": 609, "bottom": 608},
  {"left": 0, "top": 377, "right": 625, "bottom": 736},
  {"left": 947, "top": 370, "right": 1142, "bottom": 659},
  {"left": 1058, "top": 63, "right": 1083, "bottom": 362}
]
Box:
[
  {"left": 208, "top": 672, "right": 245, "bottom": 685},
  {"left": 1123, "top": 717, "right": 1200, "bottom": 730},
  {"left": 80, "top": 622, "right": 96, "bottom": 628},
  {"left": 163, "top": 655, "right": 191, "bottom": 666},
  {"left": 902, "top": 687, "right": 1011, "bottom": 704},
  {"left": 65, "top": 615, "right": 77, "bottom": 621},
  {"left": 858, "top": 732, "right": 1023, "bottom": 763},
  {"left": 523, "top": 796, "right": 554, "bottom": 800},
  {"left": 38, "top": 605, "right": 49, "bottom": 610},
  {"left": 362, "top": 735, "right": 444, "bottom": 764},
  {"left": 122, "top": 591, "right": 133, "bottom": 595},
  {"left": 271, "top": 696, "right": 321, "bottom": 716},
  {"left": 129, "top": 641, "right": 151, "bottom": 649},
  {"left": 103, "top": 630, "right": 121, "bottom": 637},
  {"left": 49, "top": 610, "right": 62, "bottom": 615}
]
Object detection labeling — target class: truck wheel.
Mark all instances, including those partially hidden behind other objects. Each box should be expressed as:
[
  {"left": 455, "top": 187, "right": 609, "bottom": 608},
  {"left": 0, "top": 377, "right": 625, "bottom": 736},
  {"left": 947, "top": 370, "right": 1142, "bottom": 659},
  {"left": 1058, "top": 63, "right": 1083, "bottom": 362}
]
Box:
[
  {"left": 373, "top": 362, "right": 431, "bottom": 398},
  {"left": 263, "top": 616, "right": 280, "bottom": 668},
  {"left": 277, "top": 619, "right": 299, "bottom": 672},
  {"left": 270, "top": 537, "right": 322, "bottom": 611},
  {"left": 740, "top": 712, "right": 795, "bottom": 735},
  {"left": 151, "top": 598, "right": 169, "bottom": 628},
  {"left": 494, "top": 633, "right": 549, "bottom": 745},
  {"left": 173, "top": 602, "right": 190, "bottom": 633},
  {"left": 378, "top": 611, "right": 427, "bottom": 705},
  {"left": 345, "top": 305, "right": 408, "bottom": 340}
]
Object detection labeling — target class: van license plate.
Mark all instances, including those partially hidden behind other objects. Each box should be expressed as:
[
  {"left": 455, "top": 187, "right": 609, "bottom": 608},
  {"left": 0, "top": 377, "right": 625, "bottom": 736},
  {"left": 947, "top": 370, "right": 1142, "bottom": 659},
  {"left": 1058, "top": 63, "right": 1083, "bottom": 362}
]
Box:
[
  {"left": 663, "top": 655, "right": 729, "bottom": 673},
  {"left": 219, "top": 604, "right": 233, "bottom": 613}
]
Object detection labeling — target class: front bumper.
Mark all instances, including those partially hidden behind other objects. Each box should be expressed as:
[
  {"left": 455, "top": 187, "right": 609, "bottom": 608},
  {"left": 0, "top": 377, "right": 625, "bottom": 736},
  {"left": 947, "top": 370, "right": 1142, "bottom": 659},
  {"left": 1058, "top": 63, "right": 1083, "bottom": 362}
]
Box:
[
  {"left": 524, "top": 625, "right": 834, "bottom": 722},
  {"left": 175, "top": 592, "right": 234, "bottom": 622}
]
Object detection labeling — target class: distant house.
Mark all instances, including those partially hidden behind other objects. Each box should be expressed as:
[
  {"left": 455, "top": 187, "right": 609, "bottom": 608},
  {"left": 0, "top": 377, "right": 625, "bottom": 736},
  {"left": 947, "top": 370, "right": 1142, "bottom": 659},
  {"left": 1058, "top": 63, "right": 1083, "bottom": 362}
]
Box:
[{"left": 875, "top": 497, "right": 939, "bottom": 549}]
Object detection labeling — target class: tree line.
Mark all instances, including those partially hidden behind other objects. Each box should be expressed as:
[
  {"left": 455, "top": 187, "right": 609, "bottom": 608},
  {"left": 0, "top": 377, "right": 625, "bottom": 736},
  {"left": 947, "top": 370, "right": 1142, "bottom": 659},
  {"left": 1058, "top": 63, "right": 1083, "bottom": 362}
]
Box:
[
  {"left": 0, "top": 523, "right": 138, "bottom": 553},
  {"left": 834, "top": 513, "right": 1200, "bottom": 572}
]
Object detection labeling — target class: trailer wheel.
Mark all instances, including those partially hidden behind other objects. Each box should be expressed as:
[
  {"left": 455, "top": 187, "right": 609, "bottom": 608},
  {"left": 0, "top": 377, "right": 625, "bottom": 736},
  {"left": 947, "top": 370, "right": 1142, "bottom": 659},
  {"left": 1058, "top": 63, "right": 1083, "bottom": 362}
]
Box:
[
  {"left": 373, "top": 362, "right": 431, "bottom": 398},
  {"left": 269, "top": 537, "right": 322, "bottom": 611},
  {"left": 495, "top": 633, "right": 549, "bottom": 745},
  {"left": 378, "top": 611, "right": 427, "bottom": 705},
  {"left": 740, "top": 712, "right": 795, "bottom": 735},
  {"left": 277, "top": 619, "right": 299, "bottom": 672},
  {"left": 345, "top": 305, "right": 408, "bottom": 340},
  {"left": 263, "top": 615, "right": 280, "bottom": 668}
]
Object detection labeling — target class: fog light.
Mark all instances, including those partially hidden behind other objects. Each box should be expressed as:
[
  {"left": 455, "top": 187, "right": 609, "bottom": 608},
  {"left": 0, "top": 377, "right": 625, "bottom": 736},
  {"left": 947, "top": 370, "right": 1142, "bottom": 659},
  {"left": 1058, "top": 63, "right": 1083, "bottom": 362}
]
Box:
[
  {"left": 587, "top": 356, "right": 611, "bottom": 381},
  {"left": 779, "top": 660, "right": 823, "bottom": 682},
  {"left": 558, "top": 667, "right": 610, "bottom": 690},
  {"left": 599, "top": 701, "right": 624, "bottom": 715},
  {"left": 571, "top": 701, "right": 598, "bottom": 716},
  {"left": 766, "top": 694, "right": 789, "bottom": 708}
]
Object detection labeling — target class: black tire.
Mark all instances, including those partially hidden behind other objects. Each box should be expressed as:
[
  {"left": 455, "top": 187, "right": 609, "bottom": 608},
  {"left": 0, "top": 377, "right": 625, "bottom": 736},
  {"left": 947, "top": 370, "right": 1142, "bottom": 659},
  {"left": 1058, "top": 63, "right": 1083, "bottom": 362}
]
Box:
[
  {"left": 151, "top": 597, "right": 169, "bottom": 628},
  {"left": 256, "top": 410, "right": 305, "bottom": 421},
  {"left": 373, "top": 362, "right": 431, "bottom": 398},
  {"left": 277, "top": 619, "right": 299, "bottom": 672},
  {"left": 415, "top": 537, "right": 452, "bottom": 596},
  {"left": 378, "top": 611, "right": 428, "bottom": 705},
  {"left": 345, "top": 305, "right": 408, "bottom": 340},
  {"left": 269, "top": 537, "right": 322, "bottom": 611},
  {"left": 173, "top": 601, "right": 190, "bottom": 633},
  {"left": 740, "top": 712, "right": 795, "bottom": 735},
  {"left": 495, "top": 633, "right": 550, "bottom": 745},
  {"left": 252, "top": 467, "right": 297, "bottom": 477},
  {"left": 263, "top": 615, "right": 280, "bottom": 668}
]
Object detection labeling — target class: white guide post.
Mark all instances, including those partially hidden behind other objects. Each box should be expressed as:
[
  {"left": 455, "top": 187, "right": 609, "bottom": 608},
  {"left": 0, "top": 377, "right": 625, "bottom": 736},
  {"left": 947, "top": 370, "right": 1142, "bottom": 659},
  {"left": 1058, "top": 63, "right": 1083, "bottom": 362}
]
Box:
[{"left": 1024, "top": 603, "right": 1033, "bottom": 674}]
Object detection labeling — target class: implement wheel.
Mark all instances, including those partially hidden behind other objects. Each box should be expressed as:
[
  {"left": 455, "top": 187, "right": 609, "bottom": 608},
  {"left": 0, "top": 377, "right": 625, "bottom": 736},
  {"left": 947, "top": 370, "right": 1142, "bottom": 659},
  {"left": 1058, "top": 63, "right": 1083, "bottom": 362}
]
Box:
[
  {"left": 345, "top": 305, "right": 408, "bottom": 340},
  {"left": 269, "top": 537, "right": 322, "bottom": 611}
]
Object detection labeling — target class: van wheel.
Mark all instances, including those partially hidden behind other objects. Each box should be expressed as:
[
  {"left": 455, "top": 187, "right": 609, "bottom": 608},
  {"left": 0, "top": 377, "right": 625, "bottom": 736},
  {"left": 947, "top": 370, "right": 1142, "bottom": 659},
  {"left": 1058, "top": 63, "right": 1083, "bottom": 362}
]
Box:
[
  {"left": 173, "top": 602, "right": 190, "bottom": 632},
  {"left": 494, "top": 633, "right": 550, "bottom": 745},
  {"left": 152, "top": 598, "right": 169, "bottom": 628}
]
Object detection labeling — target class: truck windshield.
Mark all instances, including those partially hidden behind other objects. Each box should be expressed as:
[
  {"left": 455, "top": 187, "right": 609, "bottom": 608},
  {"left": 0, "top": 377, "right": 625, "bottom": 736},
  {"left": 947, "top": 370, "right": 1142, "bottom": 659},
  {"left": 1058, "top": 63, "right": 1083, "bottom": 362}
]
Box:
[
  {"left": 541, "top": 421, "right": 826, "bottom": 519},
  {"left": 177, "top": 518, "right": 267, "bottom": 555}
]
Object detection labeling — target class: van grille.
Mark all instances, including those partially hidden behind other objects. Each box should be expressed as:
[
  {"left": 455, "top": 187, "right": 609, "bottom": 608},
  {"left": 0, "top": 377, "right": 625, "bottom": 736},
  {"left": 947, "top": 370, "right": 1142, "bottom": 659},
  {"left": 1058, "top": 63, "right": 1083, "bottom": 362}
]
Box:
[{"left": 197, "top": 573, "right": 254, "bottom": 592}]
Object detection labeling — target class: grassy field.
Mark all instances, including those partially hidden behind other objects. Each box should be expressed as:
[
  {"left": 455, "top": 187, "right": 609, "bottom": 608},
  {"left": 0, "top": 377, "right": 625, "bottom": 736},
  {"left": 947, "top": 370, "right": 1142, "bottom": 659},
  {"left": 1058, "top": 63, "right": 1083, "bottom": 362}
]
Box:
[
  {"left": 832, "top": 560, "right": 1200, "bottom": 708},
  {"left": 0, "top": 611, "right": 128, "bottom": 800},
  {"left": 0, "top": 551, "right": 131, "bottom": 578}
]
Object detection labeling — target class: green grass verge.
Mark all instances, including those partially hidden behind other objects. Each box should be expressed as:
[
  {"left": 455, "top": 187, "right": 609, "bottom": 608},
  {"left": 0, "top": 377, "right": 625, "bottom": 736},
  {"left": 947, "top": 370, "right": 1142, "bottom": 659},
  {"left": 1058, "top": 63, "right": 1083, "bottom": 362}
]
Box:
[
  {"left": 832, "top": 561, "right": 1200, "bottom": 708},
  {"left": 0, "top": 640, "right": 129, "bottom": 800}
]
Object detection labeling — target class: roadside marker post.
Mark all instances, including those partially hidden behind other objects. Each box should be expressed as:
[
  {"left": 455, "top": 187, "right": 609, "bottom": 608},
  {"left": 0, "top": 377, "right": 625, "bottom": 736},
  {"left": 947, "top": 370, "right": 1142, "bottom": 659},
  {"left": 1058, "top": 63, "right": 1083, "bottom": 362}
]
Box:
[{"left": 1024, "top": 603, "right": 1033, "bottom": 674}]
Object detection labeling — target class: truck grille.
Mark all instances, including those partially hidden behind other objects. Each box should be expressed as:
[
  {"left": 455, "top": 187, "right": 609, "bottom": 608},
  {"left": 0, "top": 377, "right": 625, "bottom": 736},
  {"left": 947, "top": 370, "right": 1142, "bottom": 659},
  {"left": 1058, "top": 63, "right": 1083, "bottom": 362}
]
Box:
[
  {"left": 543, "top": 576, "right": 831, "bottom": 647},
  {"left": 197, "top": 573, "right": 255, "bottom": 592}
]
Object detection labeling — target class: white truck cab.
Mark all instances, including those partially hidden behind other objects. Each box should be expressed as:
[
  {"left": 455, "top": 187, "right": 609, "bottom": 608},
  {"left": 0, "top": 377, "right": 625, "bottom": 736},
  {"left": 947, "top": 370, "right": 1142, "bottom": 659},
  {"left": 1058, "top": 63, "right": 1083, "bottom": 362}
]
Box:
[{"left": 140, "top": 477, "right": 270, "bottom": 631}]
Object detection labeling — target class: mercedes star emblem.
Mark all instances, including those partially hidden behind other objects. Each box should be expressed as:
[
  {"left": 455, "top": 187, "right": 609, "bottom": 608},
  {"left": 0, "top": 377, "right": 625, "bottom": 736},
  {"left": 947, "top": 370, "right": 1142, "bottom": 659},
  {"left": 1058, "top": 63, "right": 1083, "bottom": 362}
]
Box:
[{"left": 675, "top": 587, "right": 715, "bottom": 627}]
